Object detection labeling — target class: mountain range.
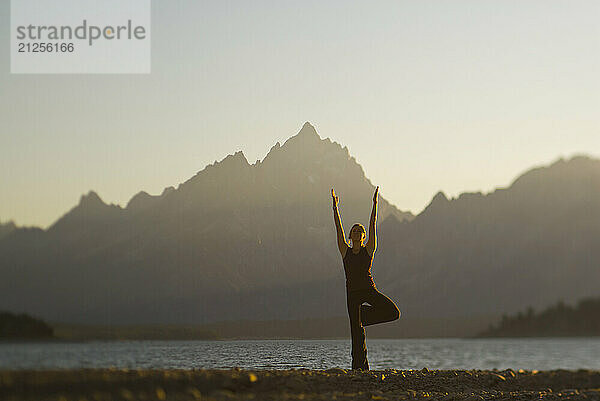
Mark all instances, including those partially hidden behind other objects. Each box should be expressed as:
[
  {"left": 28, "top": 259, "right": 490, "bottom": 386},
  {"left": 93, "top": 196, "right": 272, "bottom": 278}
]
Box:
[{"left": 1, "top": 122, "right": 598, "bottom": 330}]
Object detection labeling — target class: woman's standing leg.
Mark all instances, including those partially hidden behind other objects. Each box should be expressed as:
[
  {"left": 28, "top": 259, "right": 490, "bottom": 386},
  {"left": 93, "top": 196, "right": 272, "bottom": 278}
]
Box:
[
  {"left": 346, "top": 289, "right": 369, "bottom": 370},
  {"left": 360, "top": 288, "right": 400, "bottom": 327}
]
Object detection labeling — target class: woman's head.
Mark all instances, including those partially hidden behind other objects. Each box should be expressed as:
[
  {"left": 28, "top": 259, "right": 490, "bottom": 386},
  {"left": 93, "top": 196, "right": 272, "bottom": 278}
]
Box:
[{"left": 348, "top": 223, "right": 366, "bottom": 245}]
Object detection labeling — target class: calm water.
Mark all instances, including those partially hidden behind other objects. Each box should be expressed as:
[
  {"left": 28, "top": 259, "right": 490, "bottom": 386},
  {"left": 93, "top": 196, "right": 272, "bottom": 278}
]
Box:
[{"left": 1, "top": 338, "right": 599, "bottom": 371}]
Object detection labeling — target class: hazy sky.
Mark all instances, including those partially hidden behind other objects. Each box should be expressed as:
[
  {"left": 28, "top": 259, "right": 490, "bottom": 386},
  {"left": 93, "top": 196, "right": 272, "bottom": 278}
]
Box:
[{"left": 1, "top": 0, "right": 599, "bottom": 228}]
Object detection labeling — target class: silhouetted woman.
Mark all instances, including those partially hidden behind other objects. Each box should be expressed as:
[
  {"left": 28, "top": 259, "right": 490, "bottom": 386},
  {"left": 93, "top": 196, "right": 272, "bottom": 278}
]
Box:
[{"left": 331, "top": 186, "right": 400, "bottom": 370}]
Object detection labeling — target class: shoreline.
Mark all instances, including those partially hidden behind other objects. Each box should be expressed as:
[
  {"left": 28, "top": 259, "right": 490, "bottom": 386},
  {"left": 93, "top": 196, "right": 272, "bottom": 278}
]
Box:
[
  {"left": 2, "top": 368, "right": 599, "bottom": 401},
  {"left": 4, "top": 335, "right": 600, "bottom": 343}
]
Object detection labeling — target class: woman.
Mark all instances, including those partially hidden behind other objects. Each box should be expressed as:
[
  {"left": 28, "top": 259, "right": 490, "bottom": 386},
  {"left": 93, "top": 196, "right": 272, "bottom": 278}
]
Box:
[{"left": 331, "top": 186, "right": 400, "bottom": 370}]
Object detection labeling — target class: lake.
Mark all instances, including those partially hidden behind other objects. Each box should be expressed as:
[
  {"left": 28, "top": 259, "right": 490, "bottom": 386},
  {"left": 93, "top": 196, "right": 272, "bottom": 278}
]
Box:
[{"left": 1, "top": 338, "right": 599, "bottom": 371}]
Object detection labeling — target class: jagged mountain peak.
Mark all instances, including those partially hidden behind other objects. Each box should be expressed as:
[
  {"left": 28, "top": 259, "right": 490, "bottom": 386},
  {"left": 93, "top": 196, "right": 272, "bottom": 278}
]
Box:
[
  {"left": 48, "top": 190, "right": 123, "bottom": 233},
  {"left": 260, "top": 142, "right": 281, "bottom": 164},
  {"left": 78, "top": 190, "right": 106, "bottom": 208},
  {"left": 260, "top": 123, "right": 354, "bottom": 170},
  {"left": 181, "top": 150, "right": 250, "bottom": 187},
  {"left": 161, "top": 186, "right": 175, "bottom": 196},
  {"left": 254, "top": 123, "right": 360, "bottom": 171},
  {"left": 174, "top": 149, "right": 254, "bottom": 201},
  {"left": 299, "top": 121, "right": 319, "bottom": 137},
  {"left": 420, "top": 191, "right": 450, "bottom": 216},
  {"left": 214, "top": 150, "right": 249, "bottom": 167},
  {"left": 281, "top": 121, "right": 322, "bottom": 149},
  {"left": 198, "top": 150, "right": 250, "bottom": 172},
  {"left": 157, "top": 122, "right": 412, "bottom": 223},
  {"left": 432, "top": 191, "right": 449, "bottom": 203}
]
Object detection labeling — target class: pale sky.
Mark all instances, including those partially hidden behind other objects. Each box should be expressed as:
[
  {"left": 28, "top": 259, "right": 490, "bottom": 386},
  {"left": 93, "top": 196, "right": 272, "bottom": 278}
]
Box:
[{"left": 1, "top": 0, "right": 599, "bottom": 228}]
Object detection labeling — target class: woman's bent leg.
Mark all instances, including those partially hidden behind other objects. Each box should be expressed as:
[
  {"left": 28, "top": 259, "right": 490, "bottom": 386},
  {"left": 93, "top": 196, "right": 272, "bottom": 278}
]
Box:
[
  {"left": 360, "top": 288, "right": 400, "bottom": 327},
  {"left": 346, "top": 289, "right": 369, "bottom": 370}
]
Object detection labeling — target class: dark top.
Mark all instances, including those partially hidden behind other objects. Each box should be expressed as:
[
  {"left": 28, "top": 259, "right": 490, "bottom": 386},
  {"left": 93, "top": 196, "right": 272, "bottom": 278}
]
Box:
[{"left": 342, "top": 245, "right": 376, "bottom": 291}]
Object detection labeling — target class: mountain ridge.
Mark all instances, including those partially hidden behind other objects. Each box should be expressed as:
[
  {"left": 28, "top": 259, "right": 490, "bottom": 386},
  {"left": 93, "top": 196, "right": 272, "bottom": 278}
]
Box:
[
  {"left": 44, "top": 122, "right": 412, "bottom": 229},
  {"left": 1, "top": 124, "right": 598, "bottom": 327}
]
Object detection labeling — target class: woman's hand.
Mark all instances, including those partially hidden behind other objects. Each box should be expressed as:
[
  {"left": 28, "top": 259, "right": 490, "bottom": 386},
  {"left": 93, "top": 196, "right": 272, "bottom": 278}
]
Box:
[
  {"left": 373, "top": 186, "right": 379, "bottom": 203},
  {"left": 331, "top": 188, "right": 339, "bottom": 208}
]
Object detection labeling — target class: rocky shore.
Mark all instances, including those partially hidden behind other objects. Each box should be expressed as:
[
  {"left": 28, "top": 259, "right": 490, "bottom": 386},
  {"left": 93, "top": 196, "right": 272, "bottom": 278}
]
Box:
[{"left": 1, "top": 368, "right": 599, "bottom": 400}]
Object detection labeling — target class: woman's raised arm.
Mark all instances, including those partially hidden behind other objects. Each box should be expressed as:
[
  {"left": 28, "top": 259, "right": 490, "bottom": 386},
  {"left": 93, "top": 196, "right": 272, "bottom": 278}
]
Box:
[
  {"left": 365, "top": 186, "right": 378, "bottom": 257},
  {"left": 332, "top": 188, "right": 348, "bottom": 256}
]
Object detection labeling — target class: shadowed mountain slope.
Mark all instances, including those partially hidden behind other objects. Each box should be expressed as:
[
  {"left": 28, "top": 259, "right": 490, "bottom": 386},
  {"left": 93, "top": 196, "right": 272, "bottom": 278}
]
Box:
[
  {"left": 0, "top": 123, "right": 410, "bottom": 324},
  {"left": 374, "top": 155, "right": 600, "bottom": 320},
  {"left": 1, "top": 125, "right": 598, "bottom": 327}
]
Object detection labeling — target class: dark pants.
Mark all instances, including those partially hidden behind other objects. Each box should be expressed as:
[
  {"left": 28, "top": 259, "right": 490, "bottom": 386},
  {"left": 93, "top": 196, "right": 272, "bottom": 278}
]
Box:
[{"left": 346, "top": 287, "right": 400, "bottom": 370}]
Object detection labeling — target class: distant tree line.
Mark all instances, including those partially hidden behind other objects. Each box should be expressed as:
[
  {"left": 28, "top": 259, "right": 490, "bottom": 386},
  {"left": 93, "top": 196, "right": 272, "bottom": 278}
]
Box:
[
  {"left": 479, "top": 297, "right": 600, "bottom": 337},
  {"left": 0, "top": 311, "right": 54, "bottom": 339}
]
